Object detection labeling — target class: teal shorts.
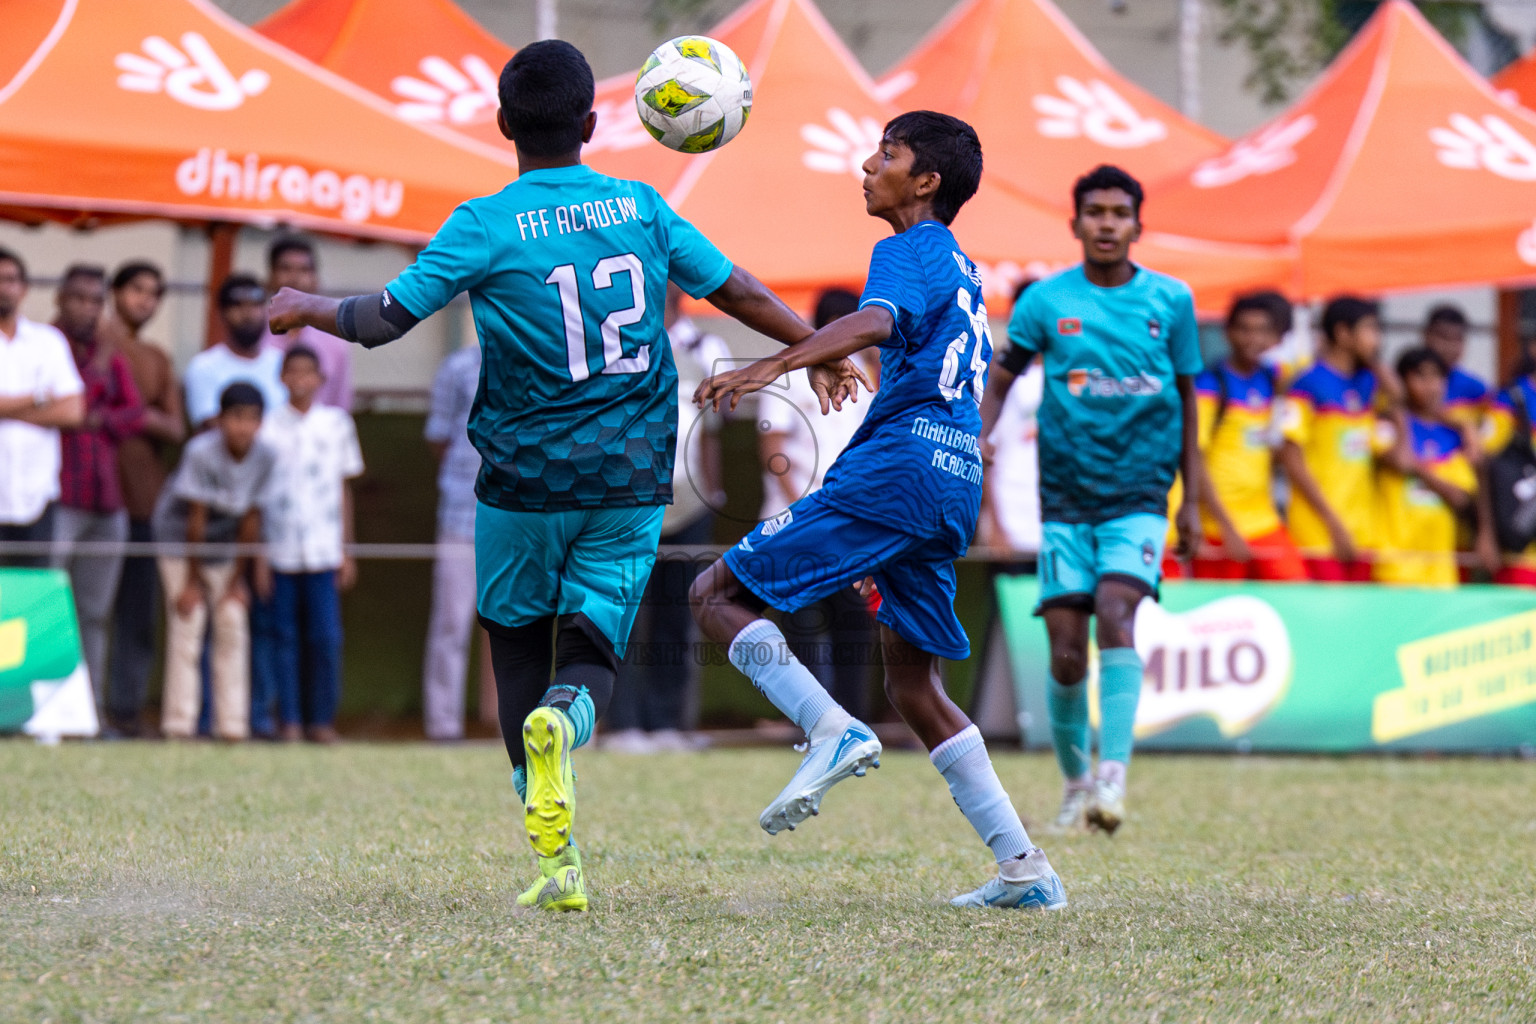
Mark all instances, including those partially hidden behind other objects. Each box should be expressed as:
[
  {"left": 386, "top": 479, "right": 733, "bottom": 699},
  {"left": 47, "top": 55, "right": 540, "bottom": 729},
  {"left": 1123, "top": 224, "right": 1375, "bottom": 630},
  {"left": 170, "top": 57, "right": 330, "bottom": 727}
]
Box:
[
  {"left": 475, "top": 501, "right": 665, "bottom": 655},
  {"left": 1037, "top": 513, "right": 1167, "bottom": 614}
]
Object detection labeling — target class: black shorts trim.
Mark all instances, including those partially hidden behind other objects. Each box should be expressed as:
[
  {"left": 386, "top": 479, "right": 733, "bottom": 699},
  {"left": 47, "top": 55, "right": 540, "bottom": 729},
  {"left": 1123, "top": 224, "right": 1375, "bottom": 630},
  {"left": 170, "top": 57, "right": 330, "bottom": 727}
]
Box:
[
  {"left": 1034, "top": 592, "right": 1095, "bottom": 616},
  {"left": 1100, "top": 572, "right": 1159, "bottom": 602}
]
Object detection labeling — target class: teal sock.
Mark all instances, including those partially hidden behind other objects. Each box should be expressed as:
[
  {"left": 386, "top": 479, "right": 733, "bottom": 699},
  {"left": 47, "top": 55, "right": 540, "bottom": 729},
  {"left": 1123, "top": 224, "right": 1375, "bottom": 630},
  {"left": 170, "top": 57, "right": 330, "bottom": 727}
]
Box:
[
  {"left": 1098, "top": 647, "right": 1143, "bottom": 765},
  {"left": 541, "top": 686, "right": 595, "bottom": 749},
  {"left": 1046, "top": 676, "right": 1090, "bottom": 780},
  {"left": 511, "top": 766, "right": 526, "bottom": 802}
]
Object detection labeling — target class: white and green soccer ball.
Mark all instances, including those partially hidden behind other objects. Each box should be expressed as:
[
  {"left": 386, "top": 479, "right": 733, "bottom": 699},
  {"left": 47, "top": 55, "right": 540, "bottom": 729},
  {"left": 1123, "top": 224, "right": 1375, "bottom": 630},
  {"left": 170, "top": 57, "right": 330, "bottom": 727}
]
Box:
[{"left": 634, "top": 35, "right": 753, "bottom": 154}]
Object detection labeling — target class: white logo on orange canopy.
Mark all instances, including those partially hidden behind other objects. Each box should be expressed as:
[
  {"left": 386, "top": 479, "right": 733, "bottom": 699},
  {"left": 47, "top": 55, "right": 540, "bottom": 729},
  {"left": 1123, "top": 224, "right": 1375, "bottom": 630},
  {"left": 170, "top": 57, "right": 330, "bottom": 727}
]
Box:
[
  {"left": 116, "top": 32, "right": 270, "bottom": 111},
  {"left": 391, "top": 55, "right": 500, "bottom": 125},
  {"left": 587, "top": 98, "right": 653, "bottom": 154},
  {"left": 1192, "top": 115, "right": 1317, "bottom": 188},
  {"left": 1432, "top": 113, "right": 1536, "bottom": 181},
  {"left": 801, "top": 109, "right": 883, "bottom": 177},
  {"left": 1032, "top": 77, "right": 1166, "bottom": 149}
]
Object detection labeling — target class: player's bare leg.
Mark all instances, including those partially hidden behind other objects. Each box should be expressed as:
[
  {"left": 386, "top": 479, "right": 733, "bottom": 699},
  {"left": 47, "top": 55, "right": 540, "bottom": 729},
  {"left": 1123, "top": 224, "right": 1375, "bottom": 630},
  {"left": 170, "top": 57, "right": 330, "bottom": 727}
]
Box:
[
  {"left": 880, "top": 626, "right": 1064, "bottom": 909},
  {"left": 1042, "top": 606, "right": 1094, "bottom": 832},
  {"left": 690, "top": 559, "right": 881, "bottom": 834}
]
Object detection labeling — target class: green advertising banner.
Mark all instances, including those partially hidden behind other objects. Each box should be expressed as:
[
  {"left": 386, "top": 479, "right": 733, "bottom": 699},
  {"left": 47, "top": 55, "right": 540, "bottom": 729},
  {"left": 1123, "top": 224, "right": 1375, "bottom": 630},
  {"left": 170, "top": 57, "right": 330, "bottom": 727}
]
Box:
[
  {"left": 997, "top": 577, "right": 1536, "bottom": 752},
  {"left": 0, "top": 568, "right": 86, "bottom": 732}
]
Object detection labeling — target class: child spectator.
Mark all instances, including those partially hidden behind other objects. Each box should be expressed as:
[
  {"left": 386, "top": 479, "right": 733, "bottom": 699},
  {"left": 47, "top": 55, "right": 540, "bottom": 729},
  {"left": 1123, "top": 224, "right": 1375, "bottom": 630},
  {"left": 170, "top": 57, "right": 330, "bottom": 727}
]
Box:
[
  {"left": 1191, "top": 292, "right": 1306, "bottom": 581},
  {"left": 1421, "top": 304, "right": 1489, "bottom": 432},
  {"left": 1278, "top": 296, "right": 1389, "bottom": 581},
  {"left": 1484, "top": 334, "right": 1536, "bottom": 584},
  {"left": 1374, "top": 348, "right": 1478, "bottom": 587},
  {"left": 259, "top": 346, "right": 363, "bottom": 743},
  {"left": 153, "top": 383, "right": 274, "bottom": 741}
]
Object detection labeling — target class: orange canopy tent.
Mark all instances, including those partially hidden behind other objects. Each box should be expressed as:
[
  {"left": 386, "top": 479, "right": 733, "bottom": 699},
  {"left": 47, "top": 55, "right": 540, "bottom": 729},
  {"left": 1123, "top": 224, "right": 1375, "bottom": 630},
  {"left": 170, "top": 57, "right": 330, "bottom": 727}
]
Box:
[
  {"left": 634, "top": 0, "right": 1286, "bottom": 313},
  {"left": 877, "top": 0, "right": 1227, "bottom": 211},
  {"left": 1149, "top": 0, "right": 1536, "bottom": 297},
  {"left": 0, "top": 0, "right": 518, "bottom": 242},
  {"left": 256, "top": 0, "right": 701, "bottom": 195},
  {"left": 1492, "top": 47, "right": 1536, "bottom": 109}
]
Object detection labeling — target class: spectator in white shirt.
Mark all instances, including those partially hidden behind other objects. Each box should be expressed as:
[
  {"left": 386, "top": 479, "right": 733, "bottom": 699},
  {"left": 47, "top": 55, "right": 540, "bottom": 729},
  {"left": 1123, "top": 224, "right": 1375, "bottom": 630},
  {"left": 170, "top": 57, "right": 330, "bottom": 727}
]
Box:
[
  {"left": 261, "top": 238, "right": 353, "bottom": 412},
  {"left": 757, "top": 288, "right": 878, "bottom": 720},
  {"left": 183, "top": 275, "right": 287, "bottom": 431},
  {"left": 0, "top": 248, "right": 85, "bottom": 567},
  {"left": 259, "top": 346, "right": 363, "bottom": 744}
]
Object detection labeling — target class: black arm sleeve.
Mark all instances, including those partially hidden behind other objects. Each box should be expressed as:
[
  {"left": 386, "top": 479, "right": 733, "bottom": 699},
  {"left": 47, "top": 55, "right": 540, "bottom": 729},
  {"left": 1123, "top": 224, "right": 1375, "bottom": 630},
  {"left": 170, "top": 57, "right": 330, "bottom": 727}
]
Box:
[
  {"left": 335, "top": 290, "right": 422, "bottom": 349},
  {"left": 998, "top": 341, "right": 1035, "bottom": 375}
]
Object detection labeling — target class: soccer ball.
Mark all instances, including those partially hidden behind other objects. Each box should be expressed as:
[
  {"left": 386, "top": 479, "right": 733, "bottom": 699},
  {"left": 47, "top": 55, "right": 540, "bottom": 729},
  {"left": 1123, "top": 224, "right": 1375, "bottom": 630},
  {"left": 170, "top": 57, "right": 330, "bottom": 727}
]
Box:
[{"left": 634, "top": 36, "right": 753, "bottom": 154}]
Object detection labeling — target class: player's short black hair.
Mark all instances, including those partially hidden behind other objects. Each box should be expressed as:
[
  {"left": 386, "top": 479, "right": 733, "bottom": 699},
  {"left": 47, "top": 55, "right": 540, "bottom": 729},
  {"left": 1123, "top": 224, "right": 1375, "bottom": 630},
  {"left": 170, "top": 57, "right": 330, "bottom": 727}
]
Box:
[
  {"left": 217, "top": 273, "right": 265, "bottom": 308},
  {"left": 812, "top": 288, "right": 859, "bottom": 329},
  {"left": 0, "top": 247, "right": 29, "bottom": 284},
  {"left": 268, "top": 236, "right": 316, "bottom": 271},
  {"left": 112, "top": 260, "right": 164, "bottom": 293},
  {"left": 1426, "top": 303, "right": 1467, "bottom": 331},
  {"left": 219, "top": 381, "right": 265, "bottom": 415},
  {"left": 1227, "top": 290, "right": 1292, "bottom": 335},
  {"left": 1012, "top": 277, "right": 1038, "bottom": 305},
  {"left": 498, "top": 40, "right": 594, "bottom": 158},
  {"left": 282, "top": 344, "right": 321, "bottom": 371},
  {"left": 1320, "top": 295, "right": 1379, "bottom": 343},
  {"left": 882, "top": 111, "right": 982, "bottom": 226},
  {"left": 1072, "top": 164, "right": 1144, "bottom": 219},
  {"left": 1396, "top": 346, "right": 1448, "bottom": 380},
  {"left": 60, "top": 263, "right": 106, "bottom": 289}
]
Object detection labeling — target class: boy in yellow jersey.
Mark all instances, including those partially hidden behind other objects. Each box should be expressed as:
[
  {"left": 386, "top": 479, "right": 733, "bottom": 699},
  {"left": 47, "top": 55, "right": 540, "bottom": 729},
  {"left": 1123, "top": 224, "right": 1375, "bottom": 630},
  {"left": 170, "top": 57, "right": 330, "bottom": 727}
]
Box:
[
  {"left": 1483, "top": 335, "right": 1536, "bottom": 585},
  {"left": 1191, "top": 292, "right": 1306, "bottom": 581},
  {"left": 1375, "top": 348, "right": 1479, "bottom": 586},
  {"left": 1278, "top": 296, "right": 1390, "bottom": 582}
]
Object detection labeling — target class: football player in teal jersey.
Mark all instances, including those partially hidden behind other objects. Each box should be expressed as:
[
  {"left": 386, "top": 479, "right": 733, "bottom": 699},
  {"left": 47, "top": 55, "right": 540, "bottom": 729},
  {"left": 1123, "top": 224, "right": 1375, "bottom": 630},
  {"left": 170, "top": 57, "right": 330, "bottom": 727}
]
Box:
[
  {"left": 269, "top": 40, "right": 866, "bottom": 912},
  {"left": 979, "top": 165, "right": 1202, "bottom": 836}
]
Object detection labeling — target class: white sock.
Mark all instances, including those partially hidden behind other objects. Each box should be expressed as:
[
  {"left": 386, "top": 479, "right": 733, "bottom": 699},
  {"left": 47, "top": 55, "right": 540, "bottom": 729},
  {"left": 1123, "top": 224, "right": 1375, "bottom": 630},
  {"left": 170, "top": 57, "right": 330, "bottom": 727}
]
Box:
[
  {"left": 1097, "top": 759, "right": 1127, "bottom": 789},
  {"left": 727, "top": 619, "right": 840, "bottom": 737},
  {"left": 929, "top": 725, "right": 1032, "bottom": 864},
  {"left": 998, "top": 847, "right": 1052, "bottom": 885},
  {"left": 808, "top": 706, "right": 852, "bottom": 745}
]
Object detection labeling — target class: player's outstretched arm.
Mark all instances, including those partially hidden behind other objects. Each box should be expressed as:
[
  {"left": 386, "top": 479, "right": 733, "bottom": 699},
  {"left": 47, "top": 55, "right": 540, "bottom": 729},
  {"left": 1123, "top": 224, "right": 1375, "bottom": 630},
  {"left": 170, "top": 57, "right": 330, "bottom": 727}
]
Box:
[
  {"left": 1174, "top": 374, "right": 1201, "bottom": 560},
  {"left": 695, "top": 306, "right": 891, "bottom": 414},
  {"left": 977, "top": 350, "right": 1022, "bottom": 463},
  {"left": 704, "top": 266, "right": 814, "bottom": 348},
  {"left": 268, "top": 288, "right": 421, "bottom": 348}
]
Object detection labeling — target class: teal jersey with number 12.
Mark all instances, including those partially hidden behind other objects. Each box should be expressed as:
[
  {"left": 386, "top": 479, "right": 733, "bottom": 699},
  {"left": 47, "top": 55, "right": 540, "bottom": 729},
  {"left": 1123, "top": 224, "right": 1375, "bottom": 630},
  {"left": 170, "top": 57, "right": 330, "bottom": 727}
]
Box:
[{"left": 387, "top": 164, "right": 733, "bottom": 513}]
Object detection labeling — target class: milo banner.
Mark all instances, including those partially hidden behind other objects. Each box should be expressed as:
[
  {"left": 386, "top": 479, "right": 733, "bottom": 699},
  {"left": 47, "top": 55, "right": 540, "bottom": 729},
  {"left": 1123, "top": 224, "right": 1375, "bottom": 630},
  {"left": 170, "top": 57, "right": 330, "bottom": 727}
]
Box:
[
  {"left": 0, "top": 569, "right": 96, "bottom": 739},
  {"left": 996, "top": 577, "right": 1536, "bottom": 752}
]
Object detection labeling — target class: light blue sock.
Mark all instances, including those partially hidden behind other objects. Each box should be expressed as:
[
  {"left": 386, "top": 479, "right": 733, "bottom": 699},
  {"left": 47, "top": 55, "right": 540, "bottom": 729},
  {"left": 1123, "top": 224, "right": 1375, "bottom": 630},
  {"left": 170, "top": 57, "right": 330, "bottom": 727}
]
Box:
[
  {"left": 1046, "top": 675, "right": 1091, "bottom": 781},
  {"left": 728, "top": 618, "right": 839, "bottom": 736},
  {"left": 1098, "top": 647, "right": 1144, "bottom": 766},
  {"left": 541, "top": 686, "right": 596, "bottom": 749},
  {"left": 511, "top": 766, "right": 526, "bottom": 802},
  {"left": 930, "top": 725, "right": 1032, "bottom": 864}
]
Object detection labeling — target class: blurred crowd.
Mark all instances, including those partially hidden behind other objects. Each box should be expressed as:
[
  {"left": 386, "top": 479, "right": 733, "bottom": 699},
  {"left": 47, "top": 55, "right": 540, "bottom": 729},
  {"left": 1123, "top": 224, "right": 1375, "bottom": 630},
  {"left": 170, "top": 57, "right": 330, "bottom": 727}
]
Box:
[{"left": 3, "top": 241, "right": 1535, "bottom": 746}]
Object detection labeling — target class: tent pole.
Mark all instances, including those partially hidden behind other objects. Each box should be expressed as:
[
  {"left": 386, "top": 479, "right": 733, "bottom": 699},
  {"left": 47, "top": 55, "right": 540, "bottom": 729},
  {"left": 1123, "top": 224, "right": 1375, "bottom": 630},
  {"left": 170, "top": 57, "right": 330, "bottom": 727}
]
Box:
[{"left": 204, "top": 222, "right": 237, "bottom": 349}]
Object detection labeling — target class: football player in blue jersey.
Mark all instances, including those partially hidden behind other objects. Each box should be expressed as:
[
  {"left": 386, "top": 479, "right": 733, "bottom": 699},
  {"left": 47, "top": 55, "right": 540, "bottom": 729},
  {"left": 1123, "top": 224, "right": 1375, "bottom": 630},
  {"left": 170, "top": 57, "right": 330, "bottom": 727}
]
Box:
[
  {"left": 979, "top": 165, "right": 1202, "bottom": 837},
  {"left": 268, "top": 41, "right": 866, "bottom": 912},
  {"left": 691, "top": 111, "right": 1067, "bottom": 911}
]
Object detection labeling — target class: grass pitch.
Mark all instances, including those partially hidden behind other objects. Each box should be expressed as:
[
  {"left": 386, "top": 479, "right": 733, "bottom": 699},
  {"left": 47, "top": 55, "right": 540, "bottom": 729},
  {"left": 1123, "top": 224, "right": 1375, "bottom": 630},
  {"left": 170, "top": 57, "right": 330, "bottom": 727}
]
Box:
[{"left": 2, "top": 743, "right": 1533, "bottom": 1022}]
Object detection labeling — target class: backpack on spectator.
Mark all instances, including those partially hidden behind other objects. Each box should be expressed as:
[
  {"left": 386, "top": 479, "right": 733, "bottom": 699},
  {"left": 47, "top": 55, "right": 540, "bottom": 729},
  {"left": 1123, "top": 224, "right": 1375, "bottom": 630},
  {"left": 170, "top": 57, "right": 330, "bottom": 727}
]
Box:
[{"left": 1488, "top": 383, "right": 1536, "bottom": 553}]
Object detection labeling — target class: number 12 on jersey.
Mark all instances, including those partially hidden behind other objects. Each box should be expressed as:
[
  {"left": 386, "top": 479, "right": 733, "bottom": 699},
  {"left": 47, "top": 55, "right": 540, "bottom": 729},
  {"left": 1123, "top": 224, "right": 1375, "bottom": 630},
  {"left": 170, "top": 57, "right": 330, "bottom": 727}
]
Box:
[
  {"left": 546, "top": 253, "right": 650, "bottom": 381},
  {"left": 938, "top": 287, "right": 991, "bottom": 404}
]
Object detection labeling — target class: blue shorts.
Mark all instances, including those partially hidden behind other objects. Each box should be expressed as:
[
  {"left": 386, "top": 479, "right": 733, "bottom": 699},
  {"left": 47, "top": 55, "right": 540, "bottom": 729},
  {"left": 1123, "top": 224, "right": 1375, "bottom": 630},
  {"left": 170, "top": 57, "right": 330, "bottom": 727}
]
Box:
[
  {"left": 723, "top": 490, "right": 970, "bottom": 660},
  {"left": 475, "top": 501, "right": 665, "bottom": 656},
  {"left": 1037, "top": 513, "right": 1167, "bottom": 614}
]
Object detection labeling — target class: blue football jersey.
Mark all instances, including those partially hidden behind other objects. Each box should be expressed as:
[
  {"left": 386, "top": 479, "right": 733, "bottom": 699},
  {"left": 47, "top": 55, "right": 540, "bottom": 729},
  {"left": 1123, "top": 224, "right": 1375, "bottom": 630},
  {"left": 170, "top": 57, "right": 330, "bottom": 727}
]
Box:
[
  {"left": 818, "top": 221, "right": 992, "bottom": 551},
  {"left": 387, "top": 164, "right": 733, "bottom": 513}
]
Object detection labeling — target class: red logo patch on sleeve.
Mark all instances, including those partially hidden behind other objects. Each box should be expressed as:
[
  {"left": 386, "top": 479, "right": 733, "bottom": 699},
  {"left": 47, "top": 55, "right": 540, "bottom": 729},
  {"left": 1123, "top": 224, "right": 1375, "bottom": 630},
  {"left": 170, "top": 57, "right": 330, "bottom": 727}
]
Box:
[{"left": 1057, "top": 318, "right": 1082, "bottom": 335}]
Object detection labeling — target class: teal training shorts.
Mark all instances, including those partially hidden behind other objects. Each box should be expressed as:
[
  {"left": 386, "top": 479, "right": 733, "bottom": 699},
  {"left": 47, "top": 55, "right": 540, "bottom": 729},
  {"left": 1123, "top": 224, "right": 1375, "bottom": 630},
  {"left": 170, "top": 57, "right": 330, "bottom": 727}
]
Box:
[
  {"left": 1036, "top": 513, "right": 1167, "bottom": 614},
  {"left": 475, "top": 501, "right": 665, "bottom": 655}
]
